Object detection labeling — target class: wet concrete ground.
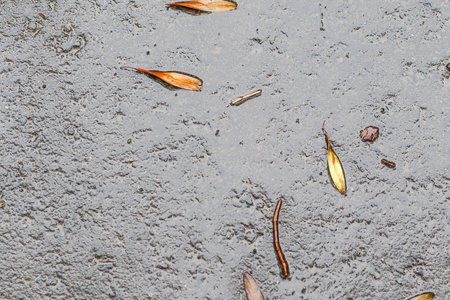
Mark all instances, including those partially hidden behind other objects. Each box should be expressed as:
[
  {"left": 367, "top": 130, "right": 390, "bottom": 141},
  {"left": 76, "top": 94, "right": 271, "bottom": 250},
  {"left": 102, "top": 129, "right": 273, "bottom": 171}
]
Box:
[{"left": 0, "top": 1, "right": 449, "bottom": 299}]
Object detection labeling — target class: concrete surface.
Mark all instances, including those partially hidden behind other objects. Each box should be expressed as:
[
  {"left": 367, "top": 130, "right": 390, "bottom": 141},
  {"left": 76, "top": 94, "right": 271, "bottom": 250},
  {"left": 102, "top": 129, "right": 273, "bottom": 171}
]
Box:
[{"left": 0, "top": 0, "right": 449, "bottom": 299}]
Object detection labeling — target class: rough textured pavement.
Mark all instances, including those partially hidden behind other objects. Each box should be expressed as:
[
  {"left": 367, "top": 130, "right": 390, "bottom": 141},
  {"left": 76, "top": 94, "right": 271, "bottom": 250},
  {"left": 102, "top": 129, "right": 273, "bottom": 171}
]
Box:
[{"left": 0, "top": 1, "right": 449, "bottom": 299}]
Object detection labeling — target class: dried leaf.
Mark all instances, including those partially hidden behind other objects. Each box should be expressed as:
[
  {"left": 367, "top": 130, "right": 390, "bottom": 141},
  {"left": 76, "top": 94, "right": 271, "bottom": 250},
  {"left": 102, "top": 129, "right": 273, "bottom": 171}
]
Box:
[
  {"left": 360, "top": 125, "right": 379, "bottom": 142},
  {"left": 167, "top": 0, "right": 237, "bottom": 12},
  {"left": 406, "top": 292, "right": 435, "bottom": 300},
  {"left": 230, "top": 89, "right": 262, "bottom": 106},
  {"left": 381, "top": 158, "right": 396, "bottom": 169},
  {"left": 243, "top": 273, "right": 264, "bottom": 300},
  {"left": 121, "top": 66, "right": 202, "bottom": 91},
  {"left": 323, "top": 121, "right": 346, "bottom": 195}
]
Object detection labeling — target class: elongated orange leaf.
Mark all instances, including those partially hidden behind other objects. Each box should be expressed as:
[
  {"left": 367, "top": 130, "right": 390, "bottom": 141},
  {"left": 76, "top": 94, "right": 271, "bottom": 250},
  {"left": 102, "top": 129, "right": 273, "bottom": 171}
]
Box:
[
  {"left": 121, "top": 66, "right": 202, "bottom": 91},
  {"left": 406, "top": 292, "right": 435, "bottom": 300},
  {"left": 323, "top": 121, "right": 346, "bottom": 195},
  {"left": 167, "top": 0, "right": 237, "bottom": 12},
  {"left": 243, "top": 273, "right": 264, "bottom": 300}
]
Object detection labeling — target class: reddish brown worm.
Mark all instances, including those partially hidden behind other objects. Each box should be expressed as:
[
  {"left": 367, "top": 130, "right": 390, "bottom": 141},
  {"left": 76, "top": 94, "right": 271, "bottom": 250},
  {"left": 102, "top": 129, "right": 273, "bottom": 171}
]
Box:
[{"left": 273, "top": 199, "right": 289, "bottom": 278}]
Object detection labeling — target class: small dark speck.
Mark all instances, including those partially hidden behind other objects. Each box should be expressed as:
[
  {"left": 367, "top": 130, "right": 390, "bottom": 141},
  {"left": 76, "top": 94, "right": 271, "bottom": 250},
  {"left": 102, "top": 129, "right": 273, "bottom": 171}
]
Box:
[
  {"left": 215, "top": 130, "right": 219, "bottom": 136},
  {"left": 319, "top": 172, "right": 322, "bottom": 176},
  {"left": 296, "top": 118, "right": 300, "bottom": 123},
  {"left": 42, "top": 84, "right": 46, "bottom": 89},
  {"left": 446, "top": 62, "right": 450, "bottom": 72},
  {"left": 146, "top": 51, "right": 150, "bottom": 55}
]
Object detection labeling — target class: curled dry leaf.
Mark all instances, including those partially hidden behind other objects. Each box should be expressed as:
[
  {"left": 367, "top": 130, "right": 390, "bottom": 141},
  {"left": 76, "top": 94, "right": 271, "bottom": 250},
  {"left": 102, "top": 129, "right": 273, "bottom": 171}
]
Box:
[
  {"left": 381, "top": 158, "right": 396, "bottom": 169},
  {"left": 360, "top": 126, "right": 379, "bottom": 142},
  {"left": 167, "top": 0, "right": 237, "bottom": 12},
  {"left": 406, "top": 292, "right": 435, "bottom": 300},
  {"left": 243, "top": 273, "right": 264, "bottom": 300},
  {"left": 120, "top": 66, "right": 202, "bottom": 91},
  {"left": 230, "top": 89, "right": 262, "bottom": 106},
  {"left": 323, "top": 121, "right": 346, "bottom": 195}
]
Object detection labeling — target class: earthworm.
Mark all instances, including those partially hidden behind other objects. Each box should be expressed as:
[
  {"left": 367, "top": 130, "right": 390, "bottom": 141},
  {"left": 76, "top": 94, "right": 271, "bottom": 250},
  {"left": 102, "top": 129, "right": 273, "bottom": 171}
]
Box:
[{"left": 273, "top": 199, "right": 289, "bottom": 278}]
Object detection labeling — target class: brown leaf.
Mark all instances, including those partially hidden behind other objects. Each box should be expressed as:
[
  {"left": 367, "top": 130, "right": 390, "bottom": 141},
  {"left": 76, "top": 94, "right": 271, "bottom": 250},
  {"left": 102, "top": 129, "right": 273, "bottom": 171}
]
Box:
[
  {"left": 121, "top": 66, "right": 202, "bottom": 91},
  {"left": 243, "top": 273, "right": 264, "bottom": 300},
  {"left": 167, "top": 0, "right": 237, "bottom": 12}
]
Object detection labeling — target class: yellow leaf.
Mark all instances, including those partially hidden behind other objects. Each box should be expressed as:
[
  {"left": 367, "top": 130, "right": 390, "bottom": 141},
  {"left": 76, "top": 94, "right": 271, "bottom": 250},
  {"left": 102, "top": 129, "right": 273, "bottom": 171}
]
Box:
[
  {"left": 121, "top": 66, "right": 202, "bottom": 91},
  {"left": 406, "top": 292, "right": 435, "bottom": 300},
  {"left": 323, "top": 121, "right": 346, "bottom": 195},
  {"left": 167, "top": 0, "right": 237, "bottom": 12}
]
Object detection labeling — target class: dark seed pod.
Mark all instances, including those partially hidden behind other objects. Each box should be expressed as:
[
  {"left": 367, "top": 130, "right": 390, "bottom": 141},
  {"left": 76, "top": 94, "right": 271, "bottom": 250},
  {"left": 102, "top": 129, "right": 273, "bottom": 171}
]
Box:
[{"left": 381, "top": 159, "right": 396, "bottom": 169}]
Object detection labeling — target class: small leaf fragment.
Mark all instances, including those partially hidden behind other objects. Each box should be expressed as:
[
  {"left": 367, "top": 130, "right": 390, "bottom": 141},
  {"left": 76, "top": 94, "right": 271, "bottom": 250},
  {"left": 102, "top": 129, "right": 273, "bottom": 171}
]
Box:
[
  {"left": 121, "top": 66, "right": 202, "bottom": 91},
  {"left": 360, "top": 125, "right": 379, "bottom": 142},
  {"left": 243, "top": 273, "right": 264, "bottom": 300},
  {"left": 381, "top": 158, "right": 396, "bottom": 169},
  {"left": 406, "top": 292, "right": 435, "bottom": 300},
  {"left": 167, "top": 0, "right": 237, "bottom": 12},
  {"left": 323, "top": 121, "right": 346, "bottom": 194}
]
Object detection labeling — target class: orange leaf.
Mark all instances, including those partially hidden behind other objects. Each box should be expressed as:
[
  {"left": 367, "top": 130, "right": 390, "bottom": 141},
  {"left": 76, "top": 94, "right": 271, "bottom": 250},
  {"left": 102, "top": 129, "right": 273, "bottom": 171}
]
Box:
[
  {"left": 167, "top": 0, "right": 237, "bottom": 12},
  {"left": 121, "top": 66, "right": 202, "bottom": 91}
]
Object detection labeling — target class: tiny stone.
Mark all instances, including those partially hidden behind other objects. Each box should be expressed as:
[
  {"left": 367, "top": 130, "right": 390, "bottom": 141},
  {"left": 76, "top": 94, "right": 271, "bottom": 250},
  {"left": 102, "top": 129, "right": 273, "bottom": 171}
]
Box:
[{"left": 127, "top": 139, "right": 132, "bottom": 144}]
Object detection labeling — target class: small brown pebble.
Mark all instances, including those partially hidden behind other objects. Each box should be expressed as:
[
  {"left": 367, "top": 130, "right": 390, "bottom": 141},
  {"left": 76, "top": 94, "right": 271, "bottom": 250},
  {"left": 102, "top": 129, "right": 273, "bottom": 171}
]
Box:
[
  {"left": 360, "top": 126, "right": 379, "bottom": 142},
  {"left": 381, "top": 159, "right": 396, "bottom": 168},
  {"left": 446, "top": 62, "right": 450, "bottom": 72}
]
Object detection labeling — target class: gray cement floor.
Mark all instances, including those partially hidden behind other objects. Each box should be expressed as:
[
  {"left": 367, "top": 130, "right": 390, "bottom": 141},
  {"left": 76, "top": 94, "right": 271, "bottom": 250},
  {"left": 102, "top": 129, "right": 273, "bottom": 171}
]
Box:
[{"left": 0, "top": 1, "right": 449, "bottom": 299}]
